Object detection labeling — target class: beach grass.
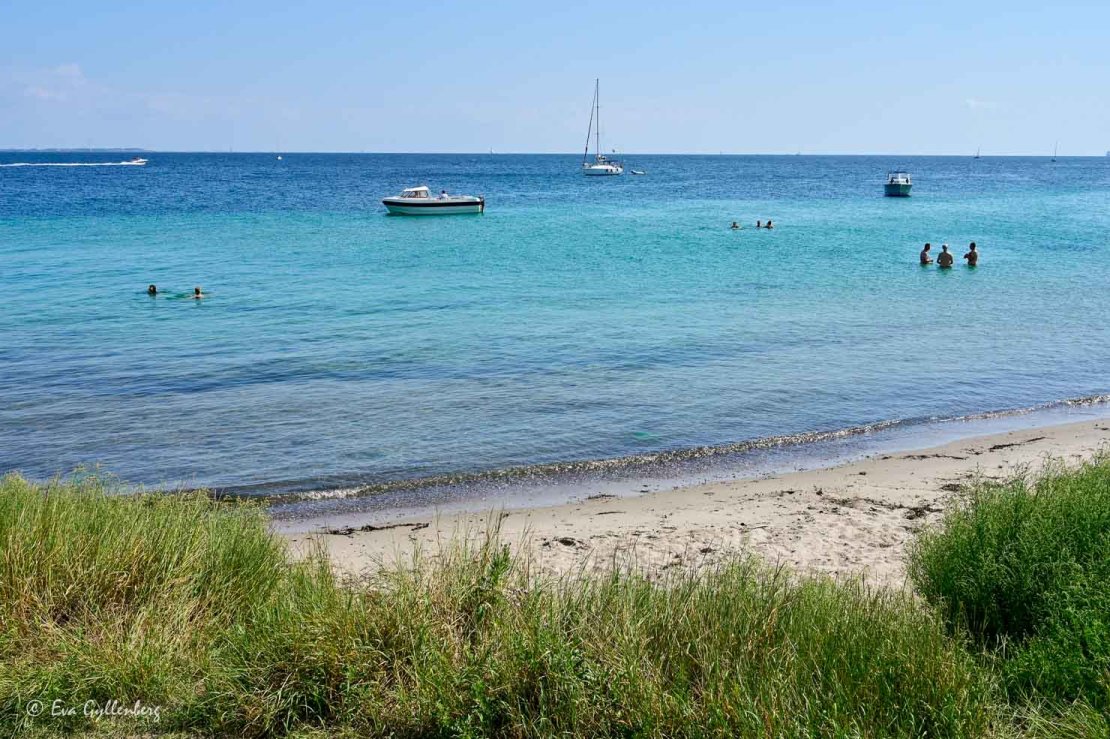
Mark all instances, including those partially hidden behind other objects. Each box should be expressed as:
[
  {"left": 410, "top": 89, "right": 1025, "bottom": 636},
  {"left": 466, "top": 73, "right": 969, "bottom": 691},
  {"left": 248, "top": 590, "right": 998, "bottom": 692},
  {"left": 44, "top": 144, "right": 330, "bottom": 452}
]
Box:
[
  {"left": 4, "top": 459, "right": 1109, "bottom": 737},
  {"left": 0, "top": 472, "right": 997, "bottom": 738},
  {"left": 908, "top": 456, "right": 1110, "bottom": 716}
]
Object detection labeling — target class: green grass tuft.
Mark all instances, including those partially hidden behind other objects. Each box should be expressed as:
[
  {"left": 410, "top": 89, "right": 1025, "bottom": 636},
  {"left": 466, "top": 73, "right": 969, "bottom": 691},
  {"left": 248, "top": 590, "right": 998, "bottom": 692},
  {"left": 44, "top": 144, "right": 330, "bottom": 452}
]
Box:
[{"left": 908, "top": 456, "right": 1110, "bottom": 715}]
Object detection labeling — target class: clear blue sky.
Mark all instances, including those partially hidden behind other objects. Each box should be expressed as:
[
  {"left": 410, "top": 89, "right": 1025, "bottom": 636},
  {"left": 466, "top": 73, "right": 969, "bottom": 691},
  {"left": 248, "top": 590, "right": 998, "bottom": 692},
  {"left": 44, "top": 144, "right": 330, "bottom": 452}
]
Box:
[{"left": 2, "top": 0, "right": 1108, "bottom": 154}]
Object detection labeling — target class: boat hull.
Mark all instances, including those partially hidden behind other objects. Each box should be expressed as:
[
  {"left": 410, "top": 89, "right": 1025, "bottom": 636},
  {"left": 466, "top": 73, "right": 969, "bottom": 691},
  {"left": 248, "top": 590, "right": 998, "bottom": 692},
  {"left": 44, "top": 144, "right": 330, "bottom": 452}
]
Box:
[
  {"left": 382, "top": 198, "right": 485, "bottom": 215},
  {"left": 884, "top": 183, "right": 912, "bottom": 197},
  {"left": 583, "top": 165, "right": 623, "bottom": 176}
]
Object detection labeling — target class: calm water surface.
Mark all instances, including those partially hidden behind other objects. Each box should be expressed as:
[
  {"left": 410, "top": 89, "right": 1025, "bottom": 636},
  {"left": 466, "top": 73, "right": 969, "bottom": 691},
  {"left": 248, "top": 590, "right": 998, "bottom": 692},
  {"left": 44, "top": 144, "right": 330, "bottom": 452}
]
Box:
[{"left": 2, "top": 153, "right": 1108, "bottom": 499}]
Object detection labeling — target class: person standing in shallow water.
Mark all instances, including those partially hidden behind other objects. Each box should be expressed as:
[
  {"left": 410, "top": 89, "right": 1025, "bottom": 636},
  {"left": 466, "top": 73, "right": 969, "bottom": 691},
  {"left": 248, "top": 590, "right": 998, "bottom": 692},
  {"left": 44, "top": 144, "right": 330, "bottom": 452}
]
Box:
[
  {"left": 937, "top": 245, "right": 954, "bottom": 268},
  {"left": 964, "top": 242, "right": 979, "bottom": 266},
  {"left": 920, "top": 243, "right": 933, "bottom": 264}
]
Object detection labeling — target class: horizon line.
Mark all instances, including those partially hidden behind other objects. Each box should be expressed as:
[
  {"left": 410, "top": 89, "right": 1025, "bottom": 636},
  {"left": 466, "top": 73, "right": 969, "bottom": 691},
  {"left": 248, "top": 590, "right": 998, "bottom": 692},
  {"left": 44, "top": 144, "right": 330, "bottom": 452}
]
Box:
[{"left": 3, "top": 149, "right": 1107, "bottom": 157}]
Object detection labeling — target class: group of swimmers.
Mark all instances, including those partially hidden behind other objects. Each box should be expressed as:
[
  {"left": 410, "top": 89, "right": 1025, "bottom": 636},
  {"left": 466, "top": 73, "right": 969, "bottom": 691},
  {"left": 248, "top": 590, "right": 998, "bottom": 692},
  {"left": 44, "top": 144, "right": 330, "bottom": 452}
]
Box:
[
  {"left": 147, "top": 284, "right": 206, "bottom": 299},
  {"left": 920, "top": 242, "right": 978, "bottom": 268},
  {"left": 730, "top": 219, "right": 774, "bottom": 230}
]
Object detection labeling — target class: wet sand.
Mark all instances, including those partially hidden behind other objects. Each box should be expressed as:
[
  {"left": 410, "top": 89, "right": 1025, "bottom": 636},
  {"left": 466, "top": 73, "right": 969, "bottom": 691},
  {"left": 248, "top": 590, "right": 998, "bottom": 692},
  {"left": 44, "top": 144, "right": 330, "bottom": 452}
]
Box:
[{"left": 285, "top": 419, "right": 1109, "bottom": 588}]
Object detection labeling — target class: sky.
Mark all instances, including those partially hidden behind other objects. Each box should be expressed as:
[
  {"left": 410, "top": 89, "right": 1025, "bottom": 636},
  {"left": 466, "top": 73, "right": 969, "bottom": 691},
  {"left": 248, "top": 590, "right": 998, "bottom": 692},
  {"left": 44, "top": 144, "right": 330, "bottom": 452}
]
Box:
[{"left": 1, "top": 0, "right": 1108, "bottom": 154}]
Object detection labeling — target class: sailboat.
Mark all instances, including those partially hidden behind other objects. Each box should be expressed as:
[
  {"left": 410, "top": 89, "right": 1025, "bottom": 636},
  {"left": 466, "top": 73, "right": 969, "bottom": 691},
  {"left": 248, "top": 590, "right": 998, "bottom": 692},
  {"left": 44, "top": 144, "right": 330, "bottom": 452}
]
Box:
[
  {"left": 974, "top": 146, "right": 981, "bottom": 159},
  {"left": 581, "top": 79, "right": 623, "bottom": 176},
  {"left": 1051, "top": 142, "right": 1058, "bottom": 162}
]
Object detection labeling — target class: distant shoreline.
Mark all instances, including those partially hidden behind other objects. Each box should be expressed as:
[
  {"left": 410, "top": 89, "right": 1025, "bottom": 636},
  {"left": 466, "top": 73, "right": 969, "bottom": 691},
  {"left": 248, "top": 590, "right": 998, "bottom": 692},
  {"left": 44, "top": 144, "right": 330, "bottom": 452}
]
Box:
[
  {"left": 0, "top": 147, "right": 151, "bottom": 153},
  {"left": 2, "top": 149, "right": 1104, "bottom": 157}
]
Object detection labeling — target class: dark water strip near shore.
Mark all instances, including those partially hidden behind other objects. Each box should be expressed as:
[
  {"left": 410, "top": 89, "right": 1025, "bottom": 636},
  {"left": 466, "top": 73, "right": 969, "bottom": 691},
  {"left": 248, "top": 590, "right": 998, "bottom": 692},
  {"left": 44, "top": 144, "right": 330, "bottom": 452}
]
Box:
[{"left": 263, "top": 394, "right": 1110, "bottom": 532}]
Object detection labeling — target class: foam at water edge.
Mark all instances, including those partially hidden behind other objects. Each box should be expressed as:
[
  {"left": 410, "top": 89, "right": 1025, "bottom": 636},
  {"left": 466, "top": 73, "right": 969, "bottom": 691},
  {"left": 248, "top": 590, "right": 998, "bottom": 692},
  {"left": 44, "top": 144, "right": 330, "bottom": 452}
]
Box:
[{"left": 249, "top": 393, "right": 1110, "bottom": 506}]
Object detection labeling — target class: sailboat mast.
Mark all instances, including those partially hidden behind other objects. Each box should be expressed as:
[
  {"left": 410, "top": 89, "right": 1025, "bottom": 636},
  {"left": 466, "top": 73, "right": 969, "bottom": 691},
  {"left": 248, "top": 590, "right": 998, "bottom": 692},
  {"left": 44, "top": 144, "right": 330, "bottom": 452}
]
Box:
[
  {"left": 583, "top": 84, "right": 596, "bottom": 165},
  {"left": 595, "top": 79, "right": 601, "bottom": 160}
]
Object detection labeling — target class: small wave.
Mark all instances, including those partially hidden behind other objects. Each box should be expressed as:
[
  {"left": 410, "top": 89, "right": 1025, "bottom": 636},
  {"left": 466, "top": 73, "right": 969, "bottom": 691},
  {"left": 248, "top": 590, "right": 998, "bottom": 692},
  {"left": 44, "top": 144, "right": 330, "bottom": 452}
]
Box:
[
  {"left": 0, "top": 161, "right": 146, "bottom": 168},
  {"left": 238, "top": 392, "right": 1110, "bottom": 506}
]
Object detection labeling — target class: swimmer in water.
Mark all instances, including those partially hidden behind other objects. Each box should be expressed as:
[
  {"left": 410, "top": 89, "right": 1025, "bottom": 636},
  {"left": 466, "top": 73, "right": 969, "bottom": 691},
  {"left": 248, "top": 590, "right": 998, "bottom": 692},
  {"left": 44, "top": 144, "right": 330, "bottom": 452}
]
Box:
[
  {"left": 963, "top": 242, "right": 979, "bottom": 266},
  {"left": 147, "top": 284, "right": 157, "bottom": 296},
  {"left": 765, "top": 219, "right": 774, "bottom": 229},
  {"left": 920, "top": 243, "right": 933, "bottom": 264},
  {"left": 937, "top": 244, "right": 954, "bottom": 268},
  {"left": 731, "top": 221, "right": 740, "bottom": 230},
  {"left": 192, "top": 286, "right": 205, "bottom": 299},
  {"left": 756, "top": 220, "right": 762, "bottom": 229}
]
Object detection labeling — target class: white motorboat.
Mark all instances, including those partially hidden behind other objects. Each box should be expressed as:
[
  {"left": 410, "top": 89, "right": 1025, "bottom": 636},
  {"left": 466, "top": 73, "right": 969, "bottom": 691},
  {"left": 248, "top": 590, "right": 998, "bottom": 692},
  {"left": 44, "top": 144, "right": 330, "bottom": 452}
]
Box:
[
  {"left": 883, "top": 171, "right": 912, "bottom": 197},
  {"left": 125, "top": 157, "right": 148, "bottom": 166},
  {"left": 382, "top": 186, "right": 485, "bottom": 215},
  {"left": 581, "top": 79, "right": 623, "bottom": 176}
]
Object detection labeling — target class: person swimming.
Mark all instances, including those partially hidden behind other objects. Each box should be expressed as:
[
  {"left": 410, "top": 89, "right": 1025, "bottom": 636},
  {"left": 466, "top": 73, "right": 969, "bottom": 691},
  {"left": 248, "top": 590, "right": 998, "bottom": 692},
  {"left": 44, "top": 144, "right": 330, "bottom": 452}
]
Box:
[
  {"left": 731, "top": 221, "right": 740, "bottom": 230},
  {"left": 963, "top": 242, "right": 979, "bottom": 266},
  {"left": 755, "top": 220, "right": 762, "bottom": 229},
  {"left": 765, "top": 219, "right": 774, "bottom": 229},
  {"left": 919, "top": 243, "right": 933, "bottom": 264},
  {"left": 937, "top": 244, "right": 954, "bottom": 268},
  {"left": 147, "top": 284, "right": 157, "bottom": 296},
  {"left": 192, "top": 286, "right": 205, "bottom": 299}
]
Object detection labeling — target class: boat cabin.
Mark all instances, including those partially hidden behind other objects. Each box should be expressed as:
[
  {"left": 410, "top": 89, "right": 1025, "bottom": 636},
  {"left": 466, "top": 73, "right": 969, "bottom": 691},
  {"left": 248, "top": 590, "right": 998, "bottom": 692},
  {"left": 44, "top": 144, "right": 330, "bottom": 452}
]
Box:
[{"left": 399, "top": 186, "right": 432, "bottom": 199}]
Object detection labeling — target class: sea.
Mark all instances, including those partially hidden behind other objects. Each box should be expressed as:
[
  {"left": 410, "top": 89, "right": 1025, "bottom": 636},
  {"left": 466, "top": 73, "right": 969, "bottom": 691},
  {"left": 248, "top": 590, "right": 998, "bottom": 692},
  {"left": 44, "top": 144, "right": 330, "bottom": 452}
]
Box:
[{"left": 2, "top": 152, "right": 1109, "bottom": 525}]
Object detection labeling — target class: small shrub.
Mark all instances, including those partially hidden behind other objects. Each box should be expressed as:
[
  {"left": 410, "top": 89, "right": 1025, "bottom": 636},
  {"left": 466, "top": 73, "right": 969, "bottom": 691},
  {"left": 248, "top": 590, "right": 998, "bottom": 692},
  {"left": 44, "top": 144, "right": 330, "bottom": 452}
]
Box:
[{"left": 909, "top": 456, "right": 1110, "bottom": 711}]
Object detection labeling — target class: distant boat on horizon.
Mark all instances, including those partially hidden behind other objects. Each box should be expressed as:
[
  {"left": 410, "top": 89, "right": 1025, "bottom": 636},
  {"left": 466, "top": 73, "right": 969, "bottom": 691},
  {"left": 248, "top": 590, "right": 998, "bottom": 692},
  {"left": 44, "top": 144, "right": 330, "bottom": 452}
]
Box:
[
  {"left": 1052, "top": 142, "right": 1058, "bottom": 162},
  {"left": 581, "top": 79, "right": 623, "bottom": 176},
  {"left": 0, "top": 157, "right": 148, "bottom": 168},
  {"left": 974, "top": 146, "right": 981, "bottom": 159},
  {"left": 884, "top": 170, "right": 912, "bottom": 197}
]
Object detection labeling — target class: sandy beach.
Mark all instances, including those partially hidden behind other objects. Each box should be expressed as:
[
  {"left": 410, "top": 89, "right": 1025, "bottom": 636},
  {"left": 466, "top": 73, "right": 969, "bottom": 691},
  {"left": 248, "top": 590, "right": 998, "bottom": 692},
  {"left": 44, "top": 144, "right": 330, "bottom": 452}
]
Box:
[{"left": 286, "top": 419, "right": 1110, "bottom": 588}]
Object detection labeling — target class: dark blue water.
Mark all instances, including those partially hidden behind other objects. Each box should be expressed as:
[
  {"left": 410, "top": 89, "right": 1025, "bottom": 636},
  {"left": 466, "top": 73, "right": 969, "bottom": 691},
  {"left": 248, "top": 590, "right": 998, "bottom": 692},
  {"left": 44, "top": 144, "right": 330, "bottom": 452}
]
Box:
[{"left": 2, "top": 152, "right": 1108, "bottom": 499}]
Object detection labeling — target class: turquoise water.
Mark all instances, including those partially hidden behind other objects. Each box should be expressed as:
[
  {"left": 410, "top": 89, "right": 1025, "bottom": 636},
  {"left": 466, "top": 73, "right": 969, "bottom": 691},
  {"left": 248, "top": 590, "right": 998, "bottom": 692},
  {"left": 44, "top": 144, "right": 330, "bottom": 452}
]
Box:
[{"left": 1, "top": 153, "right": 1108, "bottom": 500}]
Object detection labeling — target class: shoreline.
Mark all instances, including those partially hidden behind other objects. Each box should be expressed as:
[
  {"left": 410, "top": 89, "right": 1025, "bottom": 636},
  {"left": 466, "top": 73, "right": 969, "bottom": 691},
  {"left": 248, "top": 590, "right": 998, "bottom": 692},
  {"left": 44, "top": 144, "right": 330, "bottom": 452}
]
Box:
[
  {"left": 286, "top": 417, "right": 1110, "bottom": 588},
  {"left": 269, "top": 394, "right": 1110, "bottom": 529}
]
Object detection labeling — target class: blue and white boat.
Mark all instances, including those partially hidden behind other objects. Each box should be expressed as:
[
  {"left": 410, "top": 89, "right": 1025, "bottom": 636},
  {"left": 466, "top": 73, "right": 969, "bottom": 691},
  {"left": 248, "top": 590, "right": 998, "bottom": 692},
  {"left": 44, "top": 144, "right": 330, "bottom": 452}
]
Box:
[
  {"left": 382, "top": 186, "right": 485, "bottom": 215},
  {"left": 883, "top": 171, "right": 912, "bottom": 197}
]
